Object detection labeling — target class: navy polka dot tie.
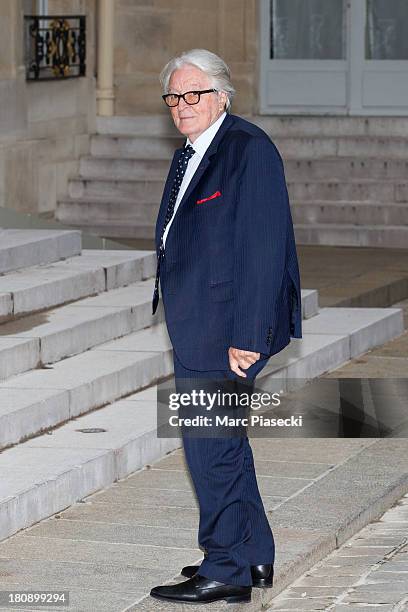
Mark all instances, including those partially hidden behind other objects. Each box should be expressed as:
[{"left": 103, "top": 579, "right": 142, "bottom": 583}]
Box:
[{"left": 152, "top": 143, "right": 196, "bottom": 314}]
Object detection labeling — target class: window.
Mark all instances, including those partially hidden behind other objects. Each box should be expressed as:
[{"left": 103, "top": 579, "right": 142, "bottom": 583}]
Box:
[
  {"left": 366, "top": 0, "right": 408, "bottom": 59},
  {"left": 270, "top": 0, "right": 346, "bottom": 60}
]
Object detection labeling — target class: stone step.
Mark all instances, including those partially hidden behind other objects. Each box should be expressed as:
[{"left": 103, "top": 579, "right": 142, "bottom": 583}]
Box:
[
  {"left": 96, "top": 115, "right": 184, "bottom": 136},
  {"left": 0, "top": 324, "right": 172, "bottom": 453},
  {"left": 90, "top": 134, "right": 183, "bottom": 159},
  {"left": 54, "top": 216, "right": 156, "bottom": 241},
  {"left": 284, "top": 158, "right": 408, "bottom": 181},
  {"left": 80, "top": 156, "right": 171, "bottom": 180},
  {"left": 292, "top": 201, "right": 408, "bottom": 226},
  {"left": 61, "top": 197, "right": 408, "bottom": 230},
  {"left": 294, "top": 223, "right": 408, "bottom": 248},
  {"left": 90, "top": 133, "right": 408, "bottom": 160},
  {"left": 0, "top": 305, "right": 403, "bottom": 542},
  {"left": 0, "top": 229, "right": 81, "bottom": 274},
  {"left": 54, "top": 216, "right": 408, "bottom": 247},
  {"left": 0, "top": 283, "right": 318, "bottom": 382},
  {"left": 68, "top": 176, "right": 164, "bottom": 201},
  {"left": 253, "top": 115, "right": 408, "bottom": 138},
  {"left": 289, "top": 180, "right": 407, "bottom": 203},
  {"left": 0, "top": 288, "right": 318, "bottom": 450},
  {"left": 0, "top": 249, "right": 156, "bottom": 322},
  {"left": 0, "top": 277, "right": 164, "bottom": 383},
  {"left": 80, "top": 155, "right": 408, "bottom": 181},
  {"left": 96, "top": 114, "right": 408, "bottom": 138},
  {"left": 0, "top": 387, "right": 180, "bottom": 543},
  {"left": 57, "top": 197, "right": 159, "bottom": 226},
  {"left": 67, "top": 175, "right": 408, "bottom": 203}
]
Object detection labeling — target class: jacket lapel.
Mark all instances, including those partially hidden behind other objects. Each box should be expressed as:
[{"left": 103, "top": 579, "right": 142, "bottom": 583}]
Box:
[
  {"left": 174, "top": 113, "right": 235, "bottom": 215},
  {"left": 155, "top": 113, "right": 236, "bottom": 250}
]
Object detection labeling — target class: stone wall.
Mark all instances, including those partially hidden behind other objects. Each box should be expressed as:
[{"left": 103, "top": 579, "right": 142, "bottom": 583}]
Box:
[
  {"left": 113, "top": 0, "right": 258, "bottom": 116},
  {"left": 0, "top": 0, "right": 96, "bottom": 214},
  {"left": 1, "top": 0, "right": 260, "bottom": 214}
]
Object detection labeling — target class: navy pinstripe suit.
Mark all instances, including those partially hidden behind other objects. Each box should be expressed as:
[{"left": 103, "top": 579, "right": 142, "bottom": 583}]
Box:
[
  {"left": 154, "top": 112, "right": 302, "bottom": 586},
  {"left": 155, "top": 112, "right": 302, "bottom": 371}
]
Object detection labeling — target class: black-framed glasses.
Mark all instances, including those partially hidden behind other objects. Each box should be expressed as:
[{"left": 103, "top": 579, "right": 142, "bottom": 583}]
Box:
[{"left": 162, "top": 89, "right": 217, "bottom": 107}]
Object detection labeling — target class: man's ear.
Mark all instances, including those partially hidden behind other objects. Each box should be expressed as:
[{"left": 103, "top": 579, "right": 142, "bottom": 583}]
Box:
[{"left": 219, "top": 91, "right": 228, "bottom": 111}]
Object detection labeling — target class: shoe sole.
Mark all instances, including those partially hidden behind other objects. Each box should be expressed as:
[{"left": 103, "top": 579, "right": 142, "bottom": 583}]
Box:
[
  {"left": 150, "top": 592, "right": 252, "bottom": 604},
  {"left": 253, "top": 578, "right": 273, "bottom": 588},
  {"left": 181, "top": 569, "right": 273, "bottom": 588}
]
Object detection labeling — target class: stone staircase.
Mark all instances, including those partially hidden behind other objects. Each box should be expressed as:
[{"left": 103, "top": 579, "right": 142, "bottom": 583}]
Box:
[
  {"left": 55, "top": 115, "right": 408, "bottom": 247},
  {"left": 0, "top": 228, "right": 404, "bottom": 542}
]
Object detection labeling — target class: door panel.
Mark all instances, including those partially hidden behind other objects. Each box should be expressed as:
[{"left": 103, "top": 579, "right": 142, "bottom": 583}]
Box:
[
  {"left": 260, "top": 0, "right": 408, "bottom": 115},
  {"left": 270, "top": 0, "right": 346, "bottom": 59},
  {"left": 260, "top": 0, "right": 348, "bottom": 114},
  {"left": 359, "top": 0, "right": 408, "bottom": 112},
  {"left": 366, "top": 0, "right": 408, "bottom": 60}
]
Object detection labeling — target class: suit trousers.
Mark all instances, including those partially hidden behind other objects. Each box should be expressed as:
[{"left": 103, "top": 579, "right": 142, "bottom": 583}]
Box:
[{"left": 172, "top": 347, "right": 275, "bottom": 587}]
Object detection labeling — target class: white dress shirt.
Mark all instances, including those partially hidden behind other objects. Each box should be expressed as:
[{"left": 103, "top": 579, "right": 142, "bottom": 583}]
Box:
[{"left": 162, "top": 111, "right": 227, "bottom": 247}]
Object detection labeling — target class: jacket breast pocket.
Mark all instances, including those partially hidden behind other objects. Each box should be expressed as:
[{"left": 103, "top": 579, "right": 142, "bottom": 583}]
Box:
[{"left": 209, "top": 279, "right": 234, "bottom": 302}]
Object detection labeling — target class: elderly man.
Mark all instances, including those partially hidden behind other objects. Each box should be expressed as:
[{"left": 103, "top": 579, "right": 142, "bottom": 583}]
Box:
[{"left": 150, "top": 49, "right": 302, "bottom": 604}]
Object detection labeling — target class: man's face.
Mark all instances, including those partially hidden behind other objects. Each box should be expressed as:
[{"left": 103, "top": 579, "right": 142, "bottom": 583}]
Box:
[{"left": 167, "top": 64, "right": 227, "bottom": 143}]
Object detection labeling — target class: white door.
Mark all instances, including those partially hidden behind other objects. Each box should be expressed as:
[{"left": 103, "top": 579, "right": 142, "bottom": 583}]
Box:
[
  {"left": 259, "top": 0, "right": 349, "bottom": 114},
  {"left": 350, "top": 0, "right": 408, "bottom": 114},
  {"left": 259, "top": 0, "right": 408, "bottom": 115}
]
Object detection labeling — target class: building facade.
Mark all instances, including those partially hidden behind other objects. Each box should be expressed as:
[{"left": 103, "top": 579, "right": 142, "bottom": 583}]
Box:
[{"left": 1, "top": 0, "right": 408, "bottom": 219}]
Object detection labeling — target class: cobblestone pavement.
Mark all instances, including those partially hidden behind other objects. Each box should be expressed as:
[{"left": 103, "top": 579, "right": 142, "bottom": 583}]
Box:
[{"left": 267, "top": 492, "right": 408, "bottom": 611}]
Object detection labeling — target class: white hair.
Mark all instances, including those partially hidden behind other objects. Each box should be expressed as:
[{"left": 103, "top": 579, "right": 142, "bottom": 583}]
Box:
[{"left": 159, "top": 48, "right": 236, "bottom": 112}]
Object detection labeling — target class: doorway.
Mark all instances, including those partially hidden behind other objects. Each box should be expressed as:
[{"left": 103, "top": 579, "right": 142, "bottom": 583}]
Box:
[{"left": 259, "top": 0, "right": 408, "bottom": 115}]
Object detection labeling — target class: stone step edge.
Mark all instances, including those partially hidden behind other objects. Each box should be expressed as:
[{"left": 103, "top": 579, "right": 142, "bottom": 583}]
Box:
[
  {"left": 96, "top": 113, "right": 408, "bottom": 128},
  {"left": 0, "top": 249, "right": 156, "bottom": 281},
  {"left": 0, "top": 276, "right": 164, "bottom": 377},
  {"left": 52, "top": 219, "right": 408, "bottom": 233},
  {"left": 0, "top": 304, "right": 402, "bottom": 543},
  {"left": 136, "top": 473, "right": 408, "bottom": 609},
  {"left": 91, "top": 131, "right": 408, "bottom": 142},
  {"left": 69, "top": 174, "right": 408, "bottom": 186},
  {"left": 0, "top": 249, "right": 157, "bottom": 321},
  {"left": 0, "top": 303, "right": 402, "bottom": 460},
  {"left": 79, "top": 154, "right": 408, "bottom": 164},
  {"left": 0, "top": 286, "right": 321, "bottom": 372},
  {"left": 58, "top": 196, "right": 408, "bottom": 208},
  {"left": 52, "top": 220, "right": 156, "bottom": 239},
  {"left": 0, "top": 394, "right": 180, "bottom": 542},
  {"left": 295, "top": 222, "right": 408, "bottom": 230},
  {"left": 0, "top": 286, "right": 318, "bottom": 375},
  {"left": 0, "top": 229, "right": 82, "bottom": 275},
  {"left": 0, "top": 333, "right": 400, "bottom": 543},
  {"left": 0, "top": 290, "right": 319, "bottom": 450},
  {"left": 1, "top": 393, "right": 407, "bottom": 611}
]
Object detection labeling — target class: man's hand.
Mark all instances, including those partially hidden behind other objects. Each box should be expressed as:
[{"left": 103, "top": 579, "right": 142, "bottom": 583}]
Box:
[{"left": 228, "top": 347, "right": 260, "bottom": 378}]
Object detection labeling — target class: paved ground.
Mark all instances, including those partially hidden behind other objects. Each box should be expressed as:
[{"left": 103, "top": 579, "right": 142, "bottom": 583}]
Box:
[
  {"left": 297, "top": 245, "right": 408, "bottom": 310},
  {"left": 1, "top": 437, "right": 407, "bottom": 611},
  {"left": 0, "top": 245, "right": 407, "bottom": 611},
  {"left": 267, "top": 491, "right": 408, "bottom": 611},
  {"left": 302, "top": 244, "right": 408, "bottom": 379},
  {"left": 115, "top": 242, "right": 408, "bottom": 311}
]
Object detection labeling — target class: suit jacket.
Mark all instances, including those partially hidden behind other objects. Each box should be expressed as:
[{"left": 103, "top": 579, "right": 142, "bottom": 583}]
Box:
[{"left": 154, "top": 112, "right": 302, "bottom": 371}]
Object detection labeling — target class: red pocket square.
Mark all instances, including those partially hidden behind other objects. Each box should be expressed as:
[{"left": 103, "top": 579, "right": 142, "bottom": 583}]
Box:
[{"left": 196, "top": 190, "right": 222, "bottom": 204}]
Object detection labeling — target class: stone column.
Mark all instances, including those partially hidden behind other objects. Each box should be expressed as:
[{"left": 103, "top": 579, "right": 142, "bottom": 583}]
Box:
[{"left": 96, "top": 0, "right": 114, "bottom": 115}]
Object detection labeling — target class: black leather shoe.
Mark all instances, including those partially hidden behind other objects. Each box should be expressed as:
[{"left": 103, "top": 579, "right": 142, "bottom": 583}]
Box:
[
  {"left": 150, "top": 573, "right": 252, "bottom": 604},
  {"left": 181, "top": 562, "right": 274, "bottom": 587}
]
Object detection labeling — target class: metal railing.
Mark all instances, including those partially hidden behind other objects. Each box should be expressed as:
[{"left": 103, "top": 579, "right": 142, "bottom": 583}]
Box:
[{"left": 24, "top": 15, "right": 86, "bottom": 80}]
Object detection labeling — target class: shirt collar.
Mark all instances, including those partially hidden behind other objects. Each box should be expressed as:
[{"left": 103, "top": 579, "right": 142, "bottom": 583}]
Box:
[{"left": 186, "top": 112, "right": 227, "bottom": 158}]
